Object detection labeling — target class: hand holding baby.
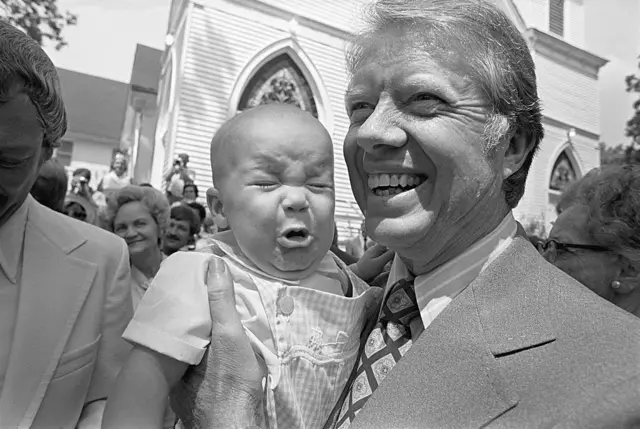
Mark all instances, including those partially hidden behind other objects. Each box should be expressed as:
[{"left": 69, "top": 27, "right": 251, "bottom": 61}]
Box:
[{"left": 171, "top": 257, "right": 266, "bottom": 429}]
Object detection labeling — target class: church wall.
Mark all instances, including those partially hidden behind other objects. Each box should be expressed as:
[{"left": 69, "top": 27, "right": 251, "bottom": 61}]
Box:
[
  {"left": 171, "top": 0, "right": 365, "bottom": 240},
  {"left": 513, "top": 120, "right": 599, "bottom": 233},
  {"left": 535, "top": 52, "right": 600, "bottom": 135},
  {"left": 162, "top": 0, "right": 603, "bottom": 240}
]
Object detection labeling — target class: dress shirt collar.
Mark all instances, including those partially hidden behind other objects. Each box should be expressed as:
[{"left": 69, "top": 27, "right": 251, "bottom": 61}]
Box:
[
  {"left": 386, "top": 212, "right": 518, "bottom": 328},
  {"left": 0, "top": 196, "right": 31, "bottom": 283}
]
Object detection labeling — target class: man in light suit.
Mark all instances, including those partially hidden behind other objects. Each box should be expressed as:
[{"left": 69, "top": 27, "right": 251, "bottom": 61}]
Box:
[
  {"left": 0, "top": 22, "right": 133, "bottom": 428},
  {"left": 169, "top": 1, "right": 640, "bottom": 428}
]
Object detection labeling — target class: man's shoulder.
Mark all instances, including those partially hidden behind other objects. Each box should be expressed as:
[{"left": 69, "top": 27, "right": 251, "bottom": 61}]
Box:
[
  {"left": 30, "top": 201, "right": 126, "bottom": 257},
  {"left": 509, "top": 239, "right": 640, "bottom": 336},
  {"left": 549, "top": 262, "right": 640, "bottom": 341}
]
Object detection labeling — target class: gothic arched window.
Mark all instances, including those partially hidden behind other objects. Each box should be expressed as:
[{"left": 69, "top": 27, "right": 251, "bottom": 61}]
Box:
[
  {"left": 549, "top": 151, "right": 577, "bottom": 192},
  {"left": 237, "top": 54, "right": 318, "bottom": 118}
]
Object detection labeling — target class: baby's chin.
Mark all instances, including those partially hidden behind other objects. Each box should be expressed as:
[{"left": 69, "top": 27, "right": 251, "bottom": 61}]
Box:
[{"left": 260, "top": 248, "right": 328, "bottom": 281}]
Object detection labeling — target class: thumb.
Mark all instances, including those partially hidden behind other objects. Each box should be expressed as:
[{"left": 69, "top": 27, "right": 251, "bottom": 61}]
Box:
[
  {"left": 378, "top": 249, "right": 395, "bottom": 265},
  {"left": 366, "top": 243, "right": 388, "bottom": 257},
  {"left": 206, "top": 256, "right": 241, "bottom": 328}
]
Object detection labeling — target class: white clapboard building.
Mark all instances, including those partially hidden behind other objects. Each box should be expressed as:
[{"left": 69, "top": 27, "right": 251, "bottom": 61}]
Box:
[{"left": 151, "top": 0, "right": 606, "bottom": 241}]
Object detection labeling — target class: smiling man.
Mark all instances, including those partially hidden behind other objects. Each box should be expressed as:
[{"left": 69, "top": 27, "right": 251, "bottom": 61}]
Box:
[
  {"left": 169, "top": 1, "right": 640, "bottom": 428},
  {"left": 0, "top": 22, "right": 132, "bottom": 428},
  {"left": 162, "top": 204, "right": 201, "bottom": 255}
]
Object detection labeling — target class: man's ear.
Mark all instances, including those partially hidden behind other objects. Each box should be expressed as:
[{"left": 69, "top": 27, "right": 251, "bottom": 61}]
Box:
[
  {"left": 206, "top": 187, "right": 228, "bottom": 230},
  {"left": 502, "top": 131, "right": 531, "bottom": 181},
  {"left": 40, "top": 145, "right": 54, "bottom": 165}
]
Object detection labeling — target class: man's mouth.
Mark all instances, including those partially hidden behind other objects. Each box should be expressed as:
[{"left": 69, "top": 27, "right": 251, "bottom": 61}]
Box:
[
  {"left": 367, "top": 173, "right": 427, "bottom": 197},
  {"left": 277, "top": 226, "right": 312, "bottom": 248}
]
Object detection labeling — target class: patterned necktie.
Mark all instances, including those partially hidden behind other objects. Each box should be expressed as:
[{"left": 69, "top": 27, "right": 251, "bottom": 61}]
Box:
[{"left": 335, "top": 277, "right": 420, "bottom": 428}]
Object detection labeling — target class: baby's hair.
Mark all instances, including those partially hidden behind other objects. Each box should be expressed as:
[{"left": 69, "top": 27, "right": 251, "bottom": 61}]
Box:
[{"left": 209, "top": 104, "right": 320, "bottom": 188}]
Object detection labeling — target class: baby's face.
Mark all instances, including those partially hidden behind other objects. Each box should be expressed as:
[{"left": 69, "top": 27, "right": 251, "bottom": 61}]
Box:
[{"left": 219, "top": 116, "right": 335, "bottom": 280}]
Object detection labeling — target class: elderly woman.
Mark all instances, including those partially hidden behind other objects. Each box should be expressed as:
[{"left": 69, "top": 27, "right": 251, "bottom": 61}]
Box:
[
  {"left": 105, "top": 185, "right": 170, "bottom": 309},
  {"left": 140, "top": 1, "right": 640, "bottom": 427},
  {"left": 539, "top": 164, "right": 640, "bottom": 317}
]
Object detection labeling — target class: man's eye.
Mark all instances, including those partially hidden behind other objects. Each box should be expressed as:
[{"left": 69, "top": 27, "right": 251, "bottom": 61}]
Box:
[
  {"left": 410, "top": 93, "right": 437, "bottom": 102},
  {"left": 0, "top": 158, "right": 28, "bottom": 167}
]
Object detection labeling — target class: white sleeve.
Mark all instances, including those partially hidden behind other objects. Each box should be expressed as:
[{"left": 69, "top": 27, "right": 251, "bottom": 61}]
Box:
[{"left": 122, "top": 252, "right": 215, "bottom": 365}]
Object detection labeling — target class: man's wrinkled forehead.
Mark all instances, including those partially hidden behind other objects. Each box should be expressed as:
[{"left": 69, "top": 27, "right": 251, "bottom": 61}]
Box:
[{"left": 349, "top": 24, "right": 472, "bottom": 84}]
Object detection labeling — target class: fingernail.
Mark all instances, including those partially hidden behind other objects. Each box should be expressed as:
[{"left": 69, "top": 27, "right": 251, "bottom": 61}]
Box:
[{"left": 212, "top": 257, "right": 226, "bottom": 274}]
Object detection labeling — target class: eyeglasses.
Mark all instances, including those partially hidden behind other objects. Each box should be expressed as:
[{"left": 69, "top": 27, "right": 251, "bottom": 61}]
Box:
[{"left": 537, "top": 239, "right": 610, "bottom": 263}]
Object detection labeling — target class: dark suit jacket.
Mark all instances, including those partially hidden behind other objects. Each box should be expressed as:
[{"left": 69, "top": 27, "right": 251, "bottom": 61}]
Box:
[{"left": 339, "top": 233, "right": 640, "bottom": 429}]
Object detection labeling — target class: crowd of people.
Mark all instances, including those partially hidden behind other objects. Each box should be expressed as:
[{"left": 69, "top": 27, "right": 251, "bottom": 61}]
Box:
[{"left": 2, "top": 0, "right": 640, "bottom": 428}]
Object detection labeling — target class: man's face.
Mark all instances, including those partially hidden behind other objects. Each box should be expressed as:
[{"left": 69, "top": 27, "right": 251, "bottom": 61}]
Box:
[
  {"left": 343, "top": 31, "right": 511, "bottom": 275},
  {"left": 163, "top": 217, "right": 192, "bottom": 254},
  {"left": 0, "top": 89, "right": 46, "bottom": 228},
  {"left": 183, "top": 186, "right": 197, "bottom": 201}
]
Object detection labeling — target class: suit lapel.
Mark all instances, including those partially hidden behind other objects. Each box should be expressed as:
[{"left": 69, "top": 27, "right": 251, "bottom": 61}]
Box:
[
  {"left": 0, "top": 199, "right": 97, "bottom": 428},
  {"left": 351, "top": 234, "right": 555, "bottom": 429},
  {"left": 351, "top": 282, "right": 519, "bottom": 429}
]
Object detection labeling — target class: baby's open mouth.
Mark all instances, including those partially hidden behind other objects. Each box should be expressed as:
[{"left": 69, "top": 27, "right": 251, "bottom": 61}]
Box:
[
  {"left": 285, "top": 228, "right": 309, "bottom": 240},
  {"left": 278, "top": 227, "right": 312, "bottom": 248},
  {"left": 368, "top": 173, "right": 427, "bottom": 197}
]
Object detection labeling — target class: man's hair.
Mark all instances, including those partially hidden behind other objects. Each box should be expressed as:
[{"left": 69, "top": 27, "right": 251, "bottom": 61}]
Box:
[
  {"left": 0, "top": 21, "right": 67, "bottom": 153},
  {"left": 186, "top": 201, "right": 206, "bottom": 224},
  {"left": 556, "top": 164, "right": 640, "bottom": 273},
  {"left": 104, "top": 185, "right": 171, "bottom": 238},
  {"left": 347, "top": 0, "right": 544, "bottom": 208},
  {"left": 30, "top": 159, "right": 68, "bottom": 212},
  {"left": 171, "top": 204, "right": 202, "bottom": 236}
]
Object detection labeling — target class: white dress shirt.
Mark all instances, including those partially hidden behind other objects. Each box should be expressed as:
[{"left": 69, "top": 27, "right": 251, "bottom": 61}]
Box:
[
  {"left": 384, "top": 212, "right": 518, "bottom": 338},
  {"left": 0, "top": 199, "right": 30, "bottom": 395}
]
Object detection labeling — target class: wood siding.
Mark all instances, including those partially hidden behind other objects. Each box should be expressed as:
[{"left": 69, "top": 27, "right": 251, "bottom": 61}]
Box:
[
  {"left": 160, "top": 0, "right": 601, "bottom": 239},
  {"left": 169, "top": 1, "right": 365, "bottom": 240}
]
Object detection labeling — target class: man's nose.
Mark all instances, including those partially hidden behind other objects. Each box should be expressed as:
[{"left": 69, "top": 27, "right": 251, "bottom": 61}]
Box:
[
  {"left": 282, "top": 188, "right": 309, "bottom": 212},
  {"left": 356, "top": 100, "right": 406, "bottom": 153}
]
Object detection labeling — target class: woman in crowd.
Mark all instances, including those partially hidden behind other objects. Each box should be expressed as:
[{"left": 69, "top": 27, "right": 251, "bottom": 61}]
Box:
[
  {"left": 99, "top": 151, "right": 132, "bottom": 192},
  {"left": 104, "top": 186, "right": 177, "bottom": 428},
  {"left": 540, "top": 164, "right": 640, "bottom": 317},
  {"left": 104, "top": 185, "right": 170, "bottom": 309}
]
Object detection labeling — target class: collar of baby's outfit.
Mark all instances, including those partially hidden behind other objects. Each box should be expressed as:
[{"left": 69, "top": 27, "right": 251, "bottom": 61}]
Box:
[{"left": 210, "top": 230, "right": 345, "bottom": 287}]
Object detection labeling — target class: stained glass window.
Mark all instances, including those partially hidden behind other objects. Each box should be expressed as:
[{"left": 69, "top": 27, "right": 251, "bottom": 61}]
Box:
[
  {"left": 237, "top": 54, "right": 318, "bottom": 118},
  {"left": 549, "top": 151, "right": 576, "bottom": 192}
]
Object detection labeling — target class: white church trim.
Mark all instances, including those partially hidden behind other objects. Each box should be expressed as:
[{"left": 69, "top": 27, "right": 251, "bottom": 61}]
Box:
[
  {"left": 546, "top": 140, "right": 584, "bottom": 192},
  {"left": 226, "top": 37, "right": 334, "bottom": 135}
]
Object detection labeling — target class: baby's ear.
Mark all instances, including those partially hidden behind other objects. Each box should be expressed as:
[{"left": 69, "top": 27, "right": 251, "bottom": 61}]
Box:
[{"left": 206, "top": 187, "right": 228, "bottom": 229}]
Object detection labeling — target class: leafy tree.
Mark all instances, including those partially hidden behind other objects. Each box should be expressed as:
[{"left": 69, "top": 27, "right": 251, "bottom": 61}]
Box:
[
  {"left": 627, "top": 56, "right": 640, "bottom": 145},
  {"left": 599, "top": 142, "right": 640, "bottom": 166},
  {"left": 0, "top": 0, "right": 77, "bottom": 50}
]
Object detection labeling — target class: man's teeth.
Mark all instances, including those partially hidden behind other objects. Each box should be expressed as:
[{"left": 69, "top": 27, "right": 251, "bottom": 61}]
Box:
[{"left": 367, "top": 173, "right": 426, "bottom": 196}]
